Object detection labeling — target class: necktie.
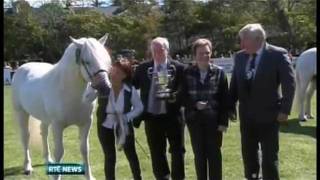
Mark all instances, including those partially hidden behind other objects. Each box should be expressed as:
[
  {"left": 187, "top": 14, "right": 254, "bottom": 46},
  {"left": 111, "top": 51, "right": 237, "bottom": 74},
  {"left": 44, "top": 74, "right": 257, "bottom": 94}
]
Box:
[
  {"left": 248, "top": 53, "right": 257, "bottom": 92},
  {"left": 157, "top": 64, "right": 163, "bottom": 72},
  {"left": 250, "top": 53, "right": 257, "bottom": 71}
]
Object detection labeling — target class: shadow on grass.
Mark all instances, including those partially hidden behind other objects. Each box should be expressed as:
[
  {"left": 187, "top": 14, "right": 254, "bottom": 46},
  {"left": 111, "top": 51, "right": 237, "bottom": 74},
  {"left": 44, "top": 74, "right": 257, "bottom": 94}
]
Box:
[
  {"left": 4, "top": 164, "right": 46, "bottom": 177},
  {"left": 280, "top": 118, "right": 316, "bottom": 139}
]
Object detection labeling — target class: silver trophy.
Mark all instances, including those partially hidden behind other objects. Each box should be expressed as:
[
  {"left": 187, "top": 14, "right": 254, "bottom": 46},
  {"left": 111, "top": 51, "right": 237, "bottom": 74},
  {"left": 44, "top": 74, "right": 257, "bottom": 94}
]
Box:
[
  {"left": 148, "top": 64, "right": 176, "bottom": 100},
  {"left": 155, "top": 70, "right": 172, "bottom": 99}
]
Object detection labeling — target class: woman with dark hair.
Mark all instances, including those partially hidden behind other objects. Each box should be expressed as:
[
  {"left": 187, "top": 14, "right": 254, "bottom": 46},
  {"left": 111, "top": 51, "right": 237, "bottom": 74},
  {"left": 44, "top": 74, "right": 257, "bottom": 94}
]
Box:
[
  {"left": 96, "top": 59, "right": 143, "bottom": 180},
  {"left": 181, "top": 38, "right": 229, "bottom": 180}
]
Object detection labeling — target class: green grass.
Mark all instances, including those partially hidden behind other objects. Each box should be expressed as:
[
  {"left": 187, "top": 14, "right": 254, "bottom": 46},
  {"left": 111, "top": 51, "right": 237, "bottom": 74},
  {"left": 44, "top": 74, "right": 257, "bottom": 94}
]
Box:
[{"left": 4, "top": 86, "right": 316, "bottom": 180}]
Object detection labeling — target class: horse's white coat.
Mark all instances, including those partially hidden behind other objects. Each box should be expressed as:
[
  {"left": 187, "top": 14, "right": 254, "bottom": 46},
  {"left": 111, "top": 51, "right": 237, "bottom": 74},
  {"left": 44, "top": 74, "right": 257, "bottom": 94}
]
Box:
[
  {"left": 294, "top": 47, "right": 317, "bottom": 121},
  {"left": 11, "top": 34, "right": 111, "bottom": 180}
]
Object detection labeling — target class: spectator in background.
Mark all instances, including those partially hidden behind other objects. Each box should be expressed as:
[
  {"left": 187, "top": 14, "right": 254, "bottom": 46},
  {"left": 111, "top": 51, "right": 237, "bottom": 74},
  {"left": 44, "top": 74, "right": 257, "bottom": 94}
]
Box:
[
  {"left": 10, "top": 61, "right": 19, "bottom": 80},
  {"left": 116, "top": 54, "right": 123, "bottom": 62},
  {"left": 120, "top": 49, "right": 140, "bottom": 71},
  {"left": 4, "top": 62, "right": 12, "bottom": 85},
  {"left": 175, "top": 54, "right": 181, "bottom": 61}
]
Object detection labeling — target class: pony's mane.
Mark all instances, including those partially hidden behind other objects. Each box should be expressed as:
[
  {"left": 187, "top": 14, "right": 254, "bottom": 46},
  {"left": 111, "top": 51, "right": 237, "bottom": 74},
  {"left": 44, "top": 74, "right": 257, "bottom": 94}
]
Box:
[
  {"left": 50, "top": 37, "right": 111, "bottom": 86},
  {"left": 53, "top": 38, "right": 90, "bottom": 69},
  {"left": 57, "top": 37, "right": 106, "bottom": 66}
]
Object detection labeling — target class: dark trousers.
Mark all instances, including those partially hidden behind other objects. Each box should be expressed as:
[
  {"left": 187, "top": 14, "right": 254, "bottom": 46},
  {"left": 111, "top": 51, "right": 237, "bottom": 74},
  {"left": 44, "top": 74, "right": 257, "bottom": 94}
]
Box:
[
  {"left": 144, "top": 114, "right": 185, "bottom": 180},
  {"left": 240, "top": 120, "right": 279, "bottom": 180},
  {"left": 97, "top": 123, "right": 141, "bottom": 180},
  {"left": 187, "top": 112, "right": 223, "bottom": 180}
]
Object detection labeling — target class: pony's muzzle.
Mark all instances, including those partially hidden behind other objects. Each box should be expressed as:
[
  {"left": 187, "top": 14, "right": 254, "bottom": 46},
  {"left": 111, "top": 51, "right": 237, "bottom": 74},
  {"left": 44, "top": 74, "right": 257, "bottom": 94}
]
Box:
[{"left": 91, "top": 71, "right": 110, "bottom": 97}]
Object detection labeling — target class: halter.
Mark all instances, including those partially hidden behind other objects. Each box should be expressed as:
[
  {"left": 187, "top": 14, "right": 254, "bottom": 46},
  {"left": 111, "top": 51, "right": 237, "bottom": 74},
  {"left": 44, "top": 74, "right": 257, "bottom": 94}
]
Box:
[{"left": 75, "top": 48, "right": 108, "bottom": 81}]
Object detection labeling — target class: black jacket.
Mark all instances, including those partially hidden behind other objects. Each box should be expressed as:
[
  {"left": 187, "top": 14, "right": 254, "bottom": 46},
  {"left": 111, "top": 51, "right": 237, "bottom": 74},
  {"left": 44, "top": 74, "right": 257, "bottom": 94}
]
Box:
[
  {"left": 132, "top": 59, "right": 186, "bottom": 122},
  {"left": 181, "top": 64, "right": 229, "bottom": 127},
  {"left": 96, "top": 83, "right": 133, "bottom": 128}
]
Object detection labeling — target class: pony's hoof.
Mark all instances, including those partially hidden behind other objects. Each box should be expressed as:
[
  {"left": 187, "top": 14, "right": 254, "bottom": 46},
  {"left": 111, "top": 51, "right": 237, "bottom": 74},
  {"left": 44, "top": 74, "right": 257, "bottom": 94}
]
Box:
[
  {"left": 300, "top": 118, "right": 307, "bottom": 122},
  {"left": 24, "top": 165, "right": 33, "bottom": 175},
  {"left": 46, "top": 157, "right": 54, "bottom": 164},
  {"left": 306, "top": 114, "right": 314, "bottom": 119},
  {"left": 53, "top": 175, "right": 61, "bottom": 180},
  {"left": 87, "top": 176, "right": 96, "bottom": 180},
  {"left": 24, "top": 170, "right": 32, "bottom": 175}
]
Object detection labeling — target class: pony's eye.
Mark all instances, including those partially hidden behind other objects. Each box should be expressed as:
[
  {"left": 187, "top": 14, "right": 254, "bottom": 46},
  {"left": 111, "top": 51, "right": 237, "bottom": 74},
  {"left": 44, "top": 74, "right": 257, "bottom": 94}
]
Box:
[{"left": 84, "top": 61, "right": 90, "bottom": 65}]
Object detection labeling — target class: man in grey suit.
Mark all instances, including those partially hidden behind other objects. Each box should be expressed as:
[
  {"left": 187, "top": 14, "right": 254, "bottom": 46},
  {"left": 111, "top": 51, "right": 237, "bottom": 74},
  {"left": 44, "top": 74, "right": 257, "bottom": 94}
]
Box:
[{"left": 229, "top": 23, "right": 295, "bottom": 180}]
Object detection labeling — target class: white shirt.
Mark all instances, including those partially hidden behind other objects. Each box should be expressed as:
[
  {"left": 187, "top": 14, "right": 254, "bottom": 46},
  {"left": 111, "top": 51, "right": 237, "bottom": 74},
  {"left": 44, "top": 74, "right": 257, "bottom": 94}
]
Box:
[
  {"left": 199, "top": 70, "right": 208, "bottom": 84},
  {"left": 154, "top": 58, "right": 168, "bottom": 70},
  {"left": 147, "top": 59, "right": 168, "bottom": 114},
  {"left": 102, "top": 84, "right": 144, "bottom": 129}
]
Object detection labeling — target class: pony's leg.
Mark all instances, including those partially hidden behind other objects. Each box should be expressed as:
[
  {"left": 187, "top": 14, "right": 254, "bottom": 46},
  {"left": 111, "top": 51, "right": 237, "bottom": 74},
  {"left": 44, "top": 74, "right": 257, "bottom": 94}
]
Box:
[
  {"left": 297, "top": 74, "right": 309, "bottom": 121},
  {"left": 305, "top": 79, "right": 316, "bottom": 119},
  {"left": 79, "top": 120, "right": 95, "bottom": 180},
  {"left": 52, "top": 123, "right": 64, "bottom": 180},
  {"left": 40, "top": 122, "right": 53, "bottom": 164},
  {"left": 15, "top": 109, "right": 33, "bottom": 175}
]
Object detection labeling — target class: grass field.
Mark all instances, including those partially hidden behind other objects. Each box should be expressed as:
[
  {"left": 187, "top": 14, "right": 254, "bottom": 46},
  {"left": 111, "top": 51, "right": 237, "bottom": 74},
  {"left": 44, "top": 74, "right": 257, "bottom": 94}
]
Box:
[{"left": 4, "top": 85, "right": 317, "bottom": 180}]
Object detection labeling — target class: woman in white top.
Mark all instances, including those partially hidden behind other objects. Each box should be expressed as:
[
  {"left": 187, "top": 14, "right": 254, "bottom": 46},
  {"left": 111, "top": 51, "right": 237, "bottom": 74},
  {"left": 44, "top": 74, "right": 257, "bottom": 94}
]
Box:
[{"left": 96, "top": 59, "right": 143, "bottom": 180}]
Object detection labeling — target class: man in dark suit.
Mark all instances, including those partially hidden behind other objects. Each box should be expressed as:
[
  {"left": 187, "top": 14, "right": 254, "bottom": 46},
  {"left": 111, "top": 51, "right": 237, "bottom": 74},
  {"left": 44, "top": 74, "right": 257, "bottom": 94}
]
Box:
[
  {"left": 229, "top": 23, "right": 295, "bottom": 180},
  {"left": 132, "top": 37, "right": 186, "bottom": 180}
]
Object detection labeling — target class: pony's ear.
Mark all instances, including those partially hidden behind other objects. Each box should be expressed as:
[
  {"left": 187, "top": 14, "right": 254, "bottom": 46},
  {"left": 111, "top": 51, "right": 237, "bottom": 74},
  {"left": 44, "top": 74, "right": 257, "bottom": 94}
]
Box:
[
  {"left": 98, "top": 33, "right": 109, "bottom": 45},
  {"left": 69, "top": 36, "right": 83, "bottom": 48}
]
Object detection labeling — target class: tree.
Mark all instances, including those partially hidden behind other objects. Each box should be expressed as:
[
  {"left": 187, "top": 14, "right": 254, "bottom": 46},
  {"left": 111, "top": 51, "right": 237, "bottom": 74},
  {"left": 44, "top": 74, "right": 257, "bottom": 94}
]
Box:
[
  {"left": 161, "top": 0, "right": 197, "bottom": 54},
  {"left": 105, "top": 11, "right": 161, "bottom": 59},
  {"left": 4, "top": 0, "right": 315, "bottom": 62},
  {"left": 4, "top": 0, "right": 46, "bottom": 61},
  {"left": 106, "top": 0, "right": 161, "bottom": 59},
  {"left": 63, "top": 10, "right": 108, "bottom": 39},
  {"left": 257, "top": 0, "right": 316, "bottom": 51},
  {"left": 36, "top": 3, "right": 71, "bottom": 62},
  {"left": 190, "top": 0, "right": 256, "bottom": 56}
]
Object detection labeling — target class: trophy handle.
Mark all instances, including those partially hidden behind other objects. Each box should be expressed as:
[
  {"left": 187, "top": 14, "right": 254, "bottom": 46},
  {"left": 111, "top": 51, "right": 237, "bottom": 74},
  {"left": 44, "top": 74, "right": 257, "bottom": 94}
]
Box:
[{"left": 168, "top": 64, "right": 177, "bottom": 81}]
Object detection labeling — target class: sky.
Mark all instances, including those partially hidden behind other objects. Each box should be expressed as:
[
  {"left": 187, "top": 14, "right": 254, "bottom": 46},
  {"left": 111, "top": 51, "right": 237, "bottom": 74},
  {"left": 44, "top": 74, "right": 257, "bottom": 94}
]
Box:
[
  {"left": 4, "top": 0, "right": 113, "bottom": 8},
  {"left": 4, "top": 0, "right": 206, "bottom": 8},
  {"left": 4, "top": 0, "right": 162, "bottom": 8}
]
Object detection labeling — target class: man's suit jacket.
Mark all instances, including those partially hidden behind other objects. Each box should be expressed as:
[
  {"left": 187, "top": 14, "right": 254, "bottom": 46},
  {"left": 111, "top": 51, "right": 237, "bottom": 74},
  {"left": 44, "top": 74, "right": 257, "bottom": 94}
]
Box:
[
  {"left": 132, "top": 59, "right": 186, "bottom": 121},
  {"left": 229, "top": 43, "right": 295, "bottom": 123}
]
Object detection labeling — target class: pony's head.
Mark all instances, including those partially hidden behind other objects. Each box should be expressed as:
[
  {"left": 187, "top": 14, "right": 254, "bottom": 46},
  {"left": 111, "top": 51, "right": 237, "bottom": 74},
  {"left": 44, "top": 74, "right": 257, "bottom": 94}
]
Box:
[{"left": 69, "top": 34, "right": 111, "bottom": 96}]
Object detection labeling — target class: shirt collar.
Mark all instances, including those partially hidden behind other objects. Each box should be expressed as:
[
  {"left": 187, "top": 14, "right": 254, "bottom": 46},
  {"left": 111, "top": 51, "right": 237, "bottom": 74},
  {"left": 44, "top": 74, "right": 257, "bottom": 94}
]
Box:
[
  {"left": 255, "top": 43, "right": 264, "bottom": 56},
  {"left": 123, "top": 83, "right": 131, "bottom": 92},
  {"left": 111, "top": 83, "right": 131, "bottom": 93},
  {"left": 154, "top": 58, "right": 168, "bottom": 69}
]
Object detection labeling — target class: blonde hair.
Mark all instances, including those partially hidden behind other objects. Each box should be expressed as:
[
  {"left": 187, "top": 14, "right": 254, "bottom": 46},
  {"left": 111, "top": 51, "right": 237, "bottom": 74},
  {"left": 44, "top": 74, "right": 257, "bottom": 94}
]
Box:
[
  {"left": 192, "top": 38, "right": 212, "bottom": 56},
  {"left": 239, "top": 23, "right": 266, "bottom": 42}
]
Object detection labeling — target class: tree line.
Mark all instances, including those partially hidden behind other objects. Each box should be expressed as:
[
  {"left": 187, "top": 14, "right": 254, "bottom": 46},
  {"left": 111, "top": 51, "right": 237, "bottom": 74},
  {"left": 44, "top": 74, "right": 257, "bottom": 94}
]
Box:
[{"left": 4, "top": 0, "right": 316, "bottom": 63}]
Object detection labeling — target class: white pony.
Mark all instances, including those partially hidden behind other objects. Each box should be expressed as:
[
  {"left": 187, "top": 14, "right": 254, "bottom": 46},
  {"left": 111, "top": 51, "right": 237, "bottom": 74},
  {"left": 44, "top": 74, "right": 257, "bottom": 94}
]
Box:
[
  {"left": 295, "top": 47, "right": 317, "bottom": 121},
  {"left": 11, "top": 34, "right": 112, "bottom": 180}
]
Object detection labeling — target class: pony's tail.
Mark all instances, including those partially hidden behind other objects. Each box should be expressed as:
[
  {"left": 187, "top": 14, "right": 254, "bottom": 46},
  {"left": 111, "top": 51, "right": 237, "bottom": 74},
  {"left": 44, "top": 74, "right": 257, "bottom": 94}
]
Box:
[
  {"left": 293, "top": 70, "right": 302, "bottom": 112},
  {"left": 29, "top": 117, "right": 42, "bottom": 149}
]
